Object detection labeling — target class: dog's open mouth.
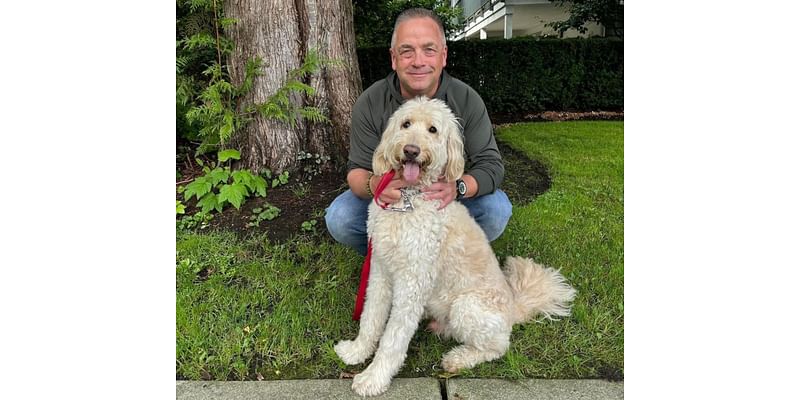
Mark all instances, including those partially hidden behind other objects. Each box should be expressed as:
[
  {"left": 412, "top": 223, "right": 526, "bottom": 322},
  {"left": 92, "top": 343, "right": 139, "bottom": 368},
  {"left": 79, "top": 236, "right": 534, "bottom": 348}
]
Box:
[{"left": 401, "top": 159, "right": 423, "bottom": 185}]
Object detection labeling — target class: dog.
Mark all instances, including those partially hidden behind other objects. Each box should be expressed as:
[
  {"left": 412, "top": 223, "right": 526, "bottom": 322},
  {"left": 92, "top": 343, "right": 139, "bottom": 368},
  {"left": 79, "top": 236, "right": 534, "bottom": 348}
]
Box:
[{"left": 334, "top": 97, "right": 576, "bottom": 397}]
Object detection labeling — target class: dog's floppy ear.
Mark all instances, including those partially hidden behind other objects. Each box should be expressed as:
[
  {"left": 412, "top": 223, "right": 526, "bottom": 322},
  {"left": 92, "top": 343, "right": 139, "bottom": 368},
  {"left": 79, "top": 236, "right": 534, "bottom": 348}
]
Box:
[
  {"left": 372, "top": 128, "right": 393, "bottom": 175},
  {"left": 443, "top": 115, "right": 465, "bottom": 182}
]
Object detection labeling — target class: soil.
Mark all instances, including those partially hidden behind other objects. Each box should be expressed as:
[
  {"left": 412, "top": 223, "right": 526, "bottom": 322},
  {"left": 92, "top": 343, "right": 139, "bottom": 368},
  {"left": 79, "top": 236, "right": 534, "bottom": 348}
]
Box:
[
  {"left": 491, "top": 110, "right": 623, "bottom": 125},
  {"left": 177, "top": 111, "right": 620, "bottom": 241}
]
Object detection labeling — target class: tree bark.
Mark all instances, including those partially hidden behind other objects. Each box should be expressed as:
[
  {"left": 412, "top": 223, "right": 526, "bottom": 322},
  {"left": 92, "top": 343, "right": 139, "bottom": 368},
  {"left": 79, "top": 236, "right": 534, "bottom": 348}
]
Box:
[{"left": 224, "top": 0, "right": 362, "bottom": 173}]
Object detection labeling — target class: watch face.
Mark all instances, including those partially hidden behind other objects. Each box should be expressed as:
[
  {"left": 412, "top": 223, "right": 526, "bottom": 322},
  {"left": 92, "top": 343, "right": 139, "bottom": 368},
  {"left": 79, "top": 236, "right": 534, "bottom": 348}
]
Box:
[{"left": 457, "top": 180, "right": 467, "bottom": 195}]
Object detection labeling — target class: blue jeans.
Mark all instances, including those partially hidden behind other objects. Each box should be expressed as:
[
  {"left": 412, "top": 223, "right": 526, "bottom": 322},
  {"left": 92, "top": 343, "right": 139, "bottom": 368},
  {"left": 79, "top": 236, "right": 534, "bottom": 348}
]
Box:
[{"left": 325, "top": 189, "right": 513, "bottom": 256}]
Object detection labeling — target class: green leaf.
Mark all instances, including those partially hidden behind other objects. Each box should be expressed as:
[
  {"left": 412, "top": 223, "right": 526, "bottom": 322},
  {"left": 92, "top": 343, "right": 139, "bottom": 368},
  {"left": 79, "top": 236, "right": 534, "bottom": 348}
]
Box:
[
  {"left": 176, "top": 200, "right": 186, "bottom": 215},
  {"left": 184, "top": 176, "right": 212, "bottom": 201},
  {"left": 271, "top": 171, "right": 289, "bottom": 188},
  {"left": 183, "top": 33, "right": 216, "bottom": 50},
  {"left": 219, "top": 18, "right": 238, "bottom": 28},
  {"left": 207, "top": 167, "right": 229, "bottom": 186},
  {"left": 219, "top": 110, "right": 235, "bottom": 142},
  {"left": 231, "top": 169, "right": 252, "bottom": 186},
  {"left": 196, "top": 193, "right": 220, "bottom": 214},
  {"left": 237, "top": 58, "right": 263, "bottom": 96},
  {"left": 218, "top": 183, "right": 247, "bottom": 209},
  {"left": 252, "top": 175, "right": 267, "bottom": 197},
  {"left": 218, "top": 149, "right": 241, "bottom": 163},
  {"left": 232, "top": 170, "right": 266, "bottom": 196},
  {"left": 259, "top": 205, "right": 281, "bottom": 221}
]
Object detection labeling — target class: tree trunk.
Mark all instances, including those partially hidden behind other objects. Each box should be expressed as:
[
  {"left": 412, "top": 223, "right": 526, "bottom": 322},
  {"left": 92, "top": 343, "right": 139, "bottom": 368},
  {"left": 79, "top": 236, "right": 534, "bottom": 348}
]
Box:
[{"left": 224, "top": 0, "right": 362, "bottom": 173}]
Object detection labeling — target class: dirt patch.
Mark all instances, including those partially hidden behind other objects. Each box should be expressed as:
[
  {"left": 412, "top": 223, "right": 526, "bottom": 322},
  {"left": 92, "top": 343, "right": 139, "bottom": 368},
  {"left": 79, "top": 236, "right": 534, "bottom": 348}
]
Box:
[
  {"left": 179, "top": 167, "right": 348, "bottom": 242},
  {"left": 598, "top": 364, "right": 624, "bottom": 382},
  {"left": 492, "top": 110, "right": 623, "bottom": 125},
  {"left": 497, "top": 142, "right": 551, "bottom": 205},
  {"left": 209, "top": 173, "right": 346, "bottom": 241}
]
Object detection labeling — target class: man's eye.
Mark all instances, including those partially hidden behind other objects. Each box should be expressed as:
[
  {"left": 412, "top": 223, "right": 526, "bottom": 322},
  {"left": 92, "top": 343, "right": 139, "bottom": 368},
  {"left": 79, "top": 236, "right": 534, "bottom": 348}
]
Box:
[
  {"left": 402, "top": 120, "right": 411, "bottom": 129},
  {"left": 428, "top": 126, "right": 437, "bottom": 133}
]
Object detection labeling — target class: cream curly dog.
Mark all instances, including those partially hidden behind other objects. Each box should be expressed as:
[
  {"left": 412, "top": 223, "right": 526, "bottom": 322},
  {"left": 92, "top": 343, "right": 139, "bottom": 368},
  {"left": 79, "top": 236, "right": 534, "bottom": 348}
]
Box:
[{"left": 335, "top": 97, "right": 576, "bottom": 397}]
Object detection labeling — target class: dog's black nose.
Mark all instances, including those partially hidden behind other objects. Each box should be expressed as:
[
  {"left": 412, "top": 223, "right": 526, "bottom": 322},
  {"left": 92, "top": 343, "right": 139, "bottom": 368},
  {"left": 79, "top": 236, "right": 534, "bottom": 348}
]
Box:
[{"left": 403, "top": 144, "right": 420, "bottom": 160}]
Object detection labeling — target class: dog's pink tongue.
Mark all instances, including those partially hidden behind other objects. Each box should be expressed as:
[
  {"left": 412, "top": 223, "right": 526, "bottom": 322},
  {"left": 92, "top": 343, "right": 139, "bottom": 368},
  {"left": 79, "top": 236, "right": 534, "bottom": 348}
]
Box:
[{"left": 403, "top": 162, "right": 420, "bottom": 184}]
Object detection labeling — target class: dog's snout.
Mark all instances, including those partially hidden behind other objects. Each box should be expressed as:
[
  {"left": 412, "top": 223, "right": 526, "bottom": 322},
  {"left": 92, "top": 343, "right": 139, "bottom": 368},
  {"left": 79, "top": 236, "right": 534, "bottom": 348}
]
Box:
[{"left": 403, "top": 144, "right": 420, "bottom": 160}]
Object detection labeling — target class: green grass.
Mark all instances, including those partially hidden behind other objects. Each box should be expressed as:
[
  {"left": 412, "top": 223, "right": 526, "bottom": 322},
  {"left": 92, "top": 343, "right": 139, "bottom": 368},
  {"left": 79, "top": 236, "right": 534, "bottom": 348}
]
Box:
[{"left": 176, "top": 120, "right": 624, "bottom": 381}]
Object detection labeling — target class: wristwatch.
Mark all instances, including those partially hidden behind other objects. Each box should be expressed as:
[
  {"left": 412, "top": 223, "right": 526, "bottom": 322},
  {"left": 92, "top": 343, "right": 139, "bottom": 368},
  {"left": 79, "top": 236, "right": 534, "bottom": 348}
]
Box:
[{"left": 455, "top": 179, "right": 467, "bottom": 200}]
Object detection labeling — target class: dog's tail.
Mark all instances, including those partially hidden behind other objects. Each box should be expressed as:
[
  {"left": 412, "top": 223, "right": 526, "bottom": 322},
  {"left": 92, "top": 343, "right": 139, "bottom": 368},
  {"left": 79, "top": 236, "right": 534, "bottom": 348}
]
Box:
[{"left": 503, "top": 256, "right": 576, "bottom": 325}]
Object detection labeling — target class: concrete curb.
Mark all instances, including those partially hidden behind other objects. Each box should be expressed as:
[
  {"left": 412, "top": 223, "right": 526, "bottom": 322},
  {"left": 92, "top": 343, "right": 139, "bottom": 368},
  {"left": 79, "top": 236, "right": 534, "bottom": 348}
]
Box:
[
  {"left": 177, "top": 378, "right": 622, "bottom": 399},
  {"left": 447, "top": 379, "right": 623, "bottom": 399}
]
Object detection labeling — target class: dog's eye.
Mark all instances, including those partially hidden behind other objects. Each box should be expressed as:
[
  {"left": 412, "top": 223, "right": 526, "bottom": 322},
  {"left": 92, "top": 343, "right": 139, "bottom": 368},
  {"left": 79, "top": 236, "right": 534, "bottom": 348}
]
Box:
[
  {"left": 401, "top": 120, "right": 411, "bottom": 129},
  {"left": 428, "top": 126, "right": 437, "bottom": 134}
]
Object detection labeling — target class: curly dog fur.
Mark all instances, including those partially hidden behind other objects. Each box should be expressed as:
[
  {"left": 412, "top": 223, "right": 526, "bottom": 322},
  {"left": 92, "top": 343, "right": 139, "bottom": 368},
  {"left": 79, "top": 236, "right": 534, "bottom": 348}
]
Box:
[{"left": 335, "top": 97, "right": 576, "bottom": 397}]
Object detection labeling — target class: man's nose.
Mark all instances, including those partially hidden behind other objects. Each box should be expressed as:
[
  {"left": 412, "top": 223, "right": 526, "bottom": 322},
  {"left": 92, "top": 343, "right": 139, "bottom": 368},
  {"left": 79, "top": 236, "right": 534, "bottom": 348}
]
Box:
[{"left": 411, "top": 50, "right": 425, "bottom": 66}]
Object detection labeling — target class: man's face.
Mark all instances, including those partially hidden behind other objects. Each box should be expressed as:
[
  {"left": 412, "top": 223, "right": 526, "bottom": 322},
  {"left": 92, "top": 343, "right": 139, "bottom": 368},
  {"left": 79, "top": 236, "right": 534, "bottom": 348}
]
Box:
[{"left": 390, "top": 17, "right": 448, "bottom": 99}]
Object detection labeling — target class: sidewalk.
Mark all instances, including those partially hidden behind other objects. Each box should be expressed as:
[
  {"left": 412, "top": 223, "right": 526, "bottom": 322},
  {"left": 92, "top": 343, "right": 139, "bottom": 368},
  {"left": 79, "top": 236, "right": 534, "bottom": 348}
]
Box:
[{"left": 176, "top": 378, "right": 623, "bottom": 399}]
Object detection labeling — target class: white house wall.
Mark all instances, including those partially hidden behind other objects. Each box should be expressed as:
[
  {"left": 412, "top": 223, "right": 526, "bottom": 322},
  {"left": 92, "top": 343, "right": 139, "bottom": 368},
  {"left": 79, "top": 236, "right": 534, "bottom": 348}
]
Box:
[{"left": 451, "top": 1, "right": 604, "bottom": 40}]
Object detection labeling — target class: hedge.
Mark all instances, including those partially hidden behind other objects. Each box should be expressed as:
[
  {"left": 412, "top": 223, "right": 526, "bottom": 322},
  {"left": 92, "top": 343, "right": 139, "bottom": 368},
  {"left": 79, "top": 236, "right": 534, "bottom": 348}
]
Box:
[{"left": 357, "top": 37, "right": 623, "bottom": 113}]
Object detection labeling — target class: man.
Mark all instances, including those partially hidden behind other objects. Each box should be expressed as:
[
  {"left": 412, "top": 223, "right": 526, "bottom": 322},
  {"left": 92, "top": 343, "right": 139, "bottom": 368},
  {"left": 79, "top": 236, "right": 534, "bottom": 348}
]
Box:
[{"left": 325, "top": 8, "right": 511, "bottom": 255}]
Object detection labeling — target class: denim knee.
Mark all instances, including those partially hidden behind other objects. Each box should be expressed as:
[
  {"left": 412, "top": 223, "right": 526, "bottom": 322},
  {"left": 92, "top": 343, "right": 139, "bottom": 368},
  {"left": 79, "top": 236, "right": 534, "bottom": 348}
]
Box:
[
  {"left": 461, "top": 190, "right": 513, "bottom": 242},
  {"left": 325, "top": 190, "right": 369, "bottom": 255}
]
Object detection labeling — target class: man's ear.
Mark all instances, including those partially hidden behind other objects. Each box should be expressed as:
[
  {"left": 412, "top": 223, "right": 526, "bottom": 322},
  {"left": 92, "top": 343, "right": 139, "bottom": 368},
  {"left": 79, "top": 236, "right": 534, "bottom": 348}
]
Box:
[{"left": 443, "top": 116, "right": 464, "bottom": 182}]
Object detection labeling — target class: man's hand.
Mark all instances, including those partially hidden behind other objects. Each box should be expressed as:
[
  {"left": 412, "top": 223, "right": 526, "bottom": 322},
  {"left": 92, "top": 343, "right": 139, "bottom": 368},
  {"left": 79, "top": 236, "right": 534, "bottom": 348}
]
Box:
[
  {"left": 376, "top": 173, "right": 413, "bottom": 206},
  {"left": 421, "top": 176, "right": 458, "bottom": 210}
]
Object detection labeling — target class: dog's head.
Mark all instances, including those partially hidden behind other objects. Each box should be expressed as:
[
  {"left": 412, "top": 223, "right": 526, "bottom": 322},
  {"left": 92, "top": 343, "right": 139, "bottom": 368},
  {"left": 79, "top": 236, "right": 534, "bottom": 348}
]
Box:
[{"left": 372, "top": 97, "right": 464, "bottom": 187}]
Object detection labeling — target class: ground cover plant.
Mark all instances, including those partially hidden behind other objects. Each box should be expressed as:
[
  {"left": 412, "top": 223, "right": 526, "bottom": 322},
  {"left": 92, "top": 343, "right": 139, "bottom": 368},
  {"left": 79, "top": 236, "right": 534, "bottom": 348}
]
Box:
[{"left": 176, "top": 120, "right": 623, "bottom": 381}]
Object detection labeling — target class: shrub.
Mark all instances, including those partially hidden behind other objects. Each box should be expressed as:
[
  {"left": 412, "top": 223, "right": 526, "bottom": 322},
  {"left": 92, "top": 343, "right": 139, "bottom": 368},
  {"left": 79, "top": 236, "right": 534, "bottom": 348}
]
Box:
[{"left": 357, "top": 37, "right": 623, "bottom": 113}]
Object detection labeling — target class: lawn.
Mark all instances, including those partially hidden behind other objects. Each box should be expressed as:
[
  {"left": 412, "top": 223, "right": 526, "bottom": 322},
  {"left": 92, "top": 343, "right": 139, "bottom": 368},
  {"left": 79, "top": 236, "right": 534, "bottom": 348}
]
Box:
[{"left": 176, "top": 120, "right": 624, "bottom": 381}]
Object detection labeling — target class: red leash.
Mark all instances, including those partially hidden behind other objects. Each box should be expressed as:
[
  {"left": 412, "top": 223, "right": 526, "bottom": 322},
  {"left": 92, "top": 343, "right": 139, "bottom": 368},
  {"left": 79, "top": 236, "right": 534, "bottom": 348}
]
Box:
[{"left": 352, "top": 170, "right": 396, "bottom": 321}]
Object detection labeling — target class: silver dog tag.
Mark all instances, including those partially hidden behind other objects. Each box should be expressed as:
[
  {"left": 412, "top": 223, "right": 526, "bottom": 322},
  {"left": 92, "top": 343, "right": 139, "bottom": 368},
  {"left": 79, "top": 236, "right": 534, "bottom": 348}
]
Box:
[{"left": 386, "top": 189, "right": 416, "bottom": 212}]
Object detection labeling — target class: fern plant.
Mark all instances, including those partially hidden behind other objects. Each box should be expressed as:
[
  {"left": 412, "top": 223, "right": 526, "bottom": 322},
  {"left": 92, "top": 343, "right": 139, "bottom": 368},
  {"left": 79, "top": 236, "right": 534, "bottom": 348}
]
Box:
[
  {"left": 245, "top": 50, "right": 333, "bottom": 129},
  {"left": 185, "top": 51, "right": 332, "bottom": 154}
]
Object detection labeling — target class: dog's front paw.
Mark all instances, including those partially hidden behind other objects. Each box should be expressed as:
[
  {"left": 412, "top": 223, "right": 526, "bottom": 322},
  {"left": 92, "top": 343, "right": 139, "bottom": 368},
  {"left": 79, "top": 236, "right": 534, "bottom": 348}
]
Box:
[
  {"left": 442, "top": 350, "right": 468, "bottom": 373},
  {"left": 441, "top": 358, "right": 460, "bottom": 373},
  {"left": 352, "top": 368, "right": 391, "bottom": 397},
  {"left": 334, "top": 340, "right": 372, "bottom": 365}
]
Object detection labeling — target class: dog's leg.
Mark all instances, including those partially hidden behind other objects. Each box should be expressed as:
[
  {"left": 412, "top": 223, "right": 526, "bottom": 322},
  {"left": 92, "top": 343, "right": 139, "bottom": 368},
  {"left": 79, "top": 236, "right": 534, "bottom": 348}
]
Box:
[
  {"left": 442, "top": 296, "right": 511, "bottom": 372},
  {"left": 351, "top": 269, "right": 432, "bottom": 397},
  {"left": 335, "top": 267, "right": 392, "bottom": 365}
]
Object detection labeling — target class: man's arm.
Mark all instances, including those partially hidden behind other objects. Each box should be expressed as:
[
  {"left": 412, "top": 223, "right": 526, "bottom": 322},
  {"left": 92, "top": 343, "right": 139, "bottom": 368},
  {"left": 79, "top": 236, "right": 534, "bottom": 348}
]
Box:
[
  {"left": 461, "top": 90, "right": 504, "bottom": 197},
  {"left": 346, "top": 91, "right": 380, "bottom": 200},
  {"left": 347, "top": 168, "right": 375, "bottom": 199}
]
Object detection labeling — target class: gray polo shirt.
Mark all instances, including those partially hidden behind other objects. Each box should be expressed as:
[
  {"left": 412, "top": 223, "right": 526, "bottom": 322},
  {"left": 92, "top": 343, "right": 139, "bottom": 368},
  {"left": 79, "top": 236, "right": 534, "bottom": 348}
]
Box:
[{"left": 347, "top": 71, "right": 504, "bottom": 197}]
